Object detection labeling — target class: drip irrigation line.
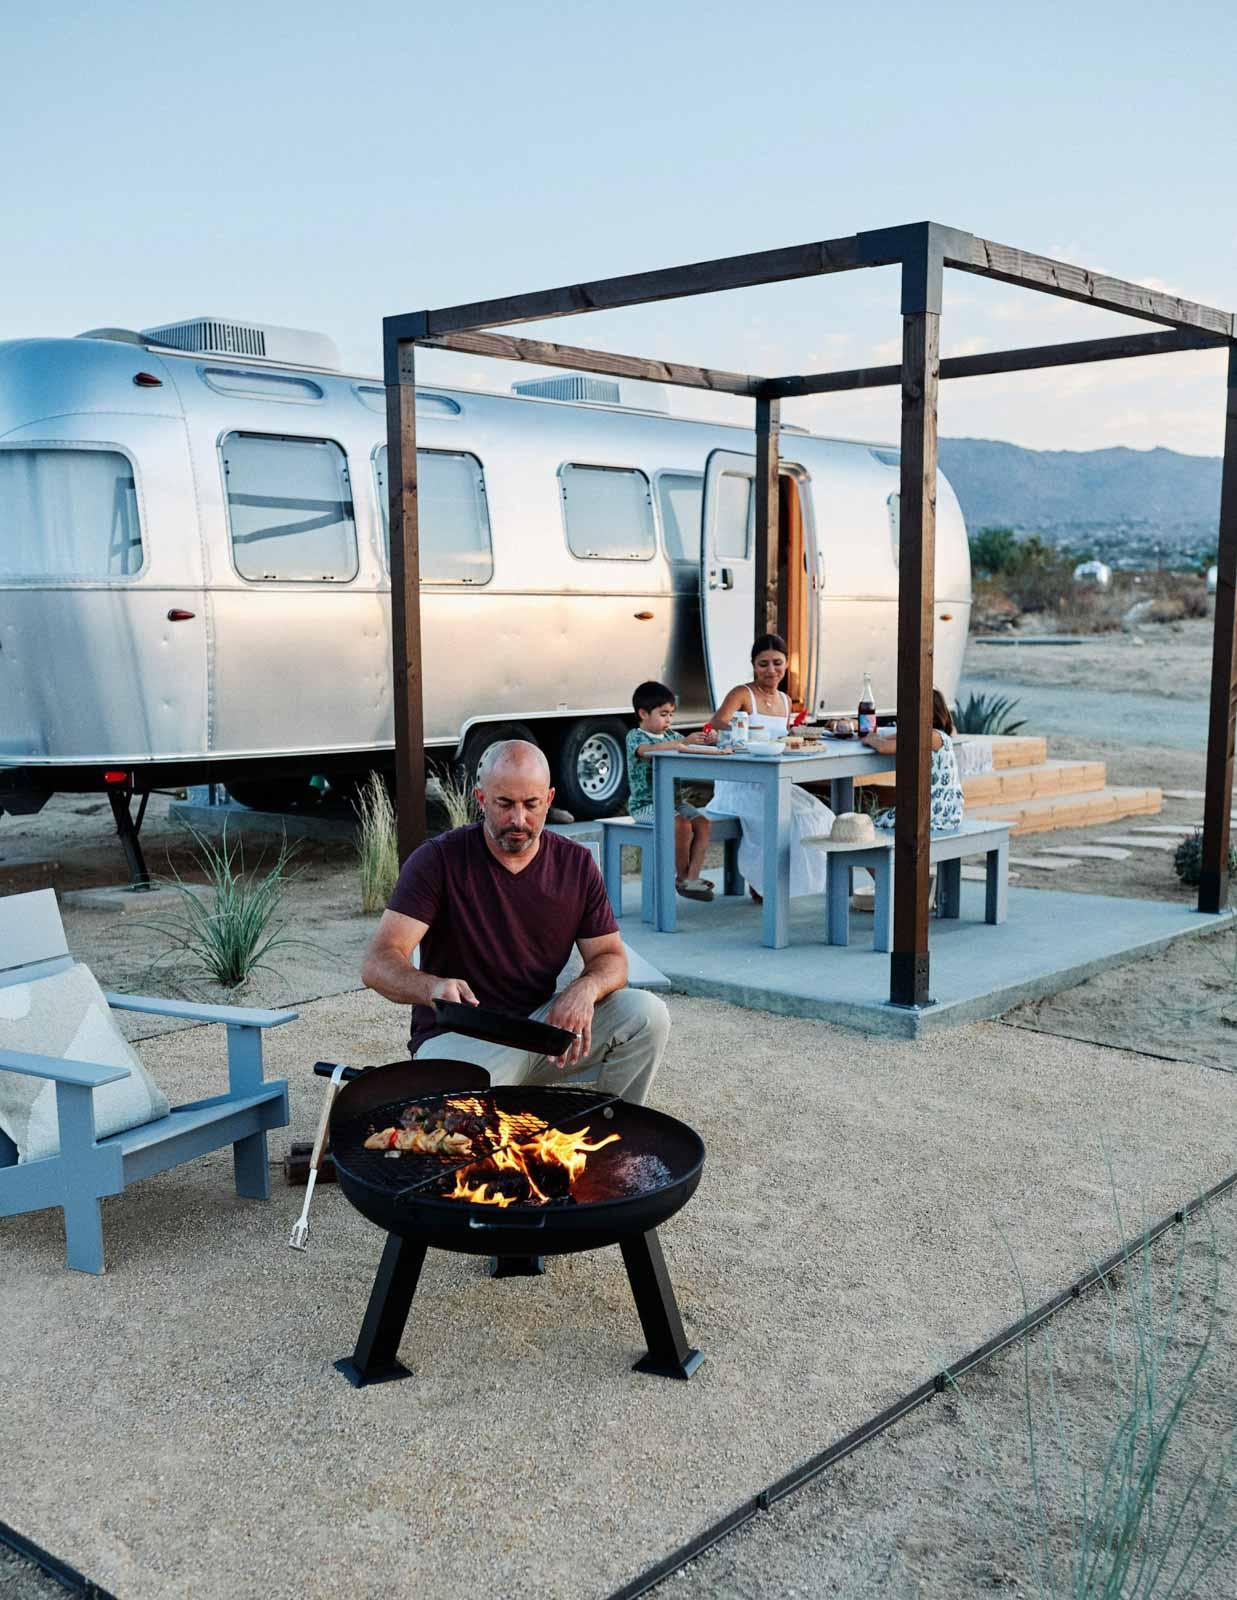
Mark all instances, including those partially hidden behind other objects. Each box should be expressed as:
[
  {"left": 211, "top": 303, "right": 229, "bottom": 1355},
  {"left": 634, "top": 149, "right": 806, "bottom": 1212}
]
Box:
[
  {"left": 996, "top": 1018, "right": 1233, "bottom": 1073},
  {"left": 0, "top": 1519, "right": 117, "bottom": 1600},
  {"left": 606, "top": 1166, "right": 1237, "bottom": 1600}
]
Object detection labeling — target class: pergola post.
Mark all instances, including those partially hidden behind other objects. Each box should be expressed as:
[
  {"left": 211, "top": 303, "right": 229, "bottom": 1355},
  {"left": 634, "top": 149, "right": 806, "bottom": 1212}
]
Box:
[
  {"left": 754, "top": 397, "right": 781, "bottom": 640},
  {"left": 890, "top": 236, "right": 942, "bottom": 1007},
  {"left": 1200, "top": 344, "right": 1237, "bottom": 911},
  {"left": 383, "top": 330, "right": 428, "bottom": 863}
]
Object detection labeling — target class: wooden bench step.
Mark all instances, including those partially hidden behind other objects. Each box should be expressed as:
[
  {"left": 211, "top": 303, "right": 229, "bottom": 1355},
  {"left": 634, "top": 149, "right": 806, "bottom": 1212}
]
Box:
[
  {"left": 968, "top": 785, "right": 1162, "bottom": 836},
  {"left": 859, "top": 757, "right": 1105, "bottom": 804}
]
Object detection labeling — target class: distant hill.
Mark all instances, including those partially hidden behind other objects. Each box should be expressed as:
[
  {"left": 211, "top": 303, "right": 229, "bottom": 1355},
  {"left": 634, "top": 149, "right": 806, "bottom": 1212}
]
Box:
[{"left": 937, "top": 438, "right": 1222, "bottom": 551}]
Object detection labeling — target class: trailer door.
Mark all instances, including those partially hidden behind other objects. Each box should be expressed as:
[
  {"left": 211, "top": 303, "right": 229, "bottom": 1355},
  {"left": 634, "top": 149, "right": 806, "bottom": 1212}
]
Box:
[{"left": 699, "top": 450, "right": 757, "bottom": 706}]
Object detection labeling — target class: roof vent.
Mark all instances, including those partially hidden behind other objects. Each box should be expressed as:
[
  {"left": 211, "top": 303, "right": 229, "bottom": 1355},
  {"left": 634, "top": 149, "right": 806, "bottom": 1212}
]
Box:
[
  {"left": 513, "top": 374, "right": 621, "bottom": 404},
  {"left": 77, "top": 327, "right": 148, "bottom": 345},
  {"left": 139, "top": 317, "right": 342, "bottom": 371}
]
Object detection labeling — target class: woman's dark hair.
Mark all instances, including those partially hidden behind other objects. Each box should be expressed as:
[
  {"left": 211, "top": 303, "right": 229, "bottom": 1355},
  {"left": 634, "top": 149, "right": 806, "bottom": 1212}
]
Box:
[
  {"left": 932, "top": 688, "right": 954, "bottom": 735},
  {"left": 750, "top": 633, "right": 787, "bottom": 662},
  {"left": 633, "top": 679, "right": 676, "bottom": 716}
]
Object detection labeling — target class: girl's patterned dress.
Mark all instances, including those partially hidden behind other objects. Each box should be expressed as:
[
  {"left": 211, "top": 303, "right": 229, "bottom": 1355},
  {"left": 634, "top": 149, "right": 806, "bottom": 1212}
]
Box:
[{"left": 873, "top": 730, "right": 964, "bottom": 833}]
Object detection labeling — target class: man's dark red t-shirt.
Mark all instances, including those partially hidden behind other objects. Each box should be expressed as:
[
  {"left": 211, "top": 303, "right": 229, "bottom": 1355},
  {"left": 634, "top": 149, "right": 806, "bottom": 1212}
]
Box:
[{"left": 387, "top": 823, "right": 619, "bottom": 1053}]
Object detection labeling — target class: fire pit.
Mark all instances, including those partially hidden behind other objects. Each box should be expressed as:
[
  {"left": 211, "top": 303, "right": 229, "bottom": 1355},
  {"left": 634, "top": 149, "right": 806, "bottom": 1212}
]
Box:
[{"left": 322, "top": 1060, "right": 706, "bottom": 1386}]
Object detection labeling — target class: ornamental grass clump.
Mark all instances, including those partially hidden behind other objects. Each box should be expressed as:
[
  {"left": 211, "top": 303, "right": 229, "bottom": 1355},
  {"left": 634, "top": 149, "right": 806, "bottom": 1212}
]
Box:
[
  {"left": 144, "top": 827, "right": 310, "bottom": 989},
  {"left": 434, "top": 768, "right": 480, "bottom": 830},
  {"left": 354, "top": 772, "right": 399, "bottom": 914}
]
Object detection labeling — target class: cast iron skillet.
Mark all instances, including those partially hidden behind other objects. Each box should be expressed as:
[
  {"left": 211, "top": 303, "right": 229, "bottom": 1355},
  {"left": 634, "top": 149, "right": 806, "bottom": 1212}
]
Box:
[{"left": 430, "top": 999, "right": 576, "bottom": 1057}]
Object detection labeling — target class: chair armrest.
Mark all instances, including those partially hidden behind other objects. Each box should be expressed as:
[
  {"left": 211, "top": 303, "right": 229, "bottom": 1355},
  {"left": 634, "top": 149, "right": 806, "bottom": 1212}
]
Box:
[
  {"left": 0, "top": 1048, "right": 130, "bottom": 1088},
  {"left": 103, "top": 993, "right": 298, "bottom": 1029}
]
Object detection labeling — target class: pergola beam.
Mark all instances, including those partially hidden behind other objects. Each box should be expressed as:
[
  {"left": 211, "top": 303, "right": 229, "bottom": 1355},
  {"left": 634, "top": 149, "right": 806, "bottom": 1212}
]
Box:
[
  {"left": 767, "top": 328, "right": 1229, "bottom": 399},
  {"left": 950, "top": 236, "right": 1236, "bottom": 337},
  {"left": 387, "top": 234, "right": 872, "bottom": 338},
  {"left": 417, "top": 329, "right": 764, "bottom": 398}
]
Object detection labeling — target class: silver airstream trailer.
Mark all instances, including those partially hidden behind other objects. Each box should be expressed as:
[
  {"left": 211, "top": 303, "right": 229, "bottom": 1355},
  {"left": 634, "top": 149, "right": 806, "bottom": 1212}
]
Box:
[{"left": 0, "top": 319, "right": 971, "bottom": 827}]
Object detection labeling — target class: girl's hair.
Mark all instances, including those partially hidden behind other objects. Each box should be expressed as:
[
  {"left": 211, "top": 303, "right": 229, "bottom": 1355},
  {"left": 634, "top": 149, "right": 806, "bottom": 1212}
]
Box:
[
  {"left": 932, "top": 688, "right": 954, "bottom": 734},
  {"left": 751, "top": 633, "right": 787, "bottom": 662}
]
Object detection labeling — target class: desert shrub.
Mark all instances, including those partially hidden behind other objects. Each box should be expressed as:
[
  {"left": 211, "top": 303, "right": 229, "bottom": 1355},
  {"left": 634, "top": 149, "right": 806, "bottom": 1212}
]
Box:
[
  {"left": 953, "top": 692, "right": 1028, "bottom": 736},
  {"left": 969, "top": 527, "right": 1021, "bottom": 577},
  {"left": 142, "top": 828, "right": 310, "bottom": 988},
  {"left": 354, "top": 771, "right": 398, "bottom": 914},
  {"left": 1173, "top": 829, "right": 1237, "bottom": 887},
  {"left": 1180, "top": 585, "right": 1210, "bottom": 619}
]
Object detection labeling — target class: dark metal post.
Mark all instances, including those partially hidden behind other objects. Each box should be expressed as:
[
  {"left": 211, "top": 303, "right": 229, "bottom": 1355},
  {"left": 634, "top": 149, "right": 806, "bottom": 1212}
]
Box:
[
  {"left": 1200, "top": 344, "right": 1237, "bottom": 912},
  {"left": 754, "top": 397, "right": 781, "bottom": 640},
  {"left": 890, "top": 236, "right": 942, "bottom": 1008},
  {"left": 384, "top": 332, "right": 428, "bottom": 863}
]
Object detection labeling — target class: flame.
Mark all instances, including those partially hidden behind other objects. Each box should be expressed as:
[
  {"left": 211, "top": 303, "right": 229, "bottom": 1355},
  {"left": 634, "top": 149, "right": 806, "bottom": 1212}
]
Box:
[{"left": 438, "top": 1099, "right": 620, "bottom": 1207}]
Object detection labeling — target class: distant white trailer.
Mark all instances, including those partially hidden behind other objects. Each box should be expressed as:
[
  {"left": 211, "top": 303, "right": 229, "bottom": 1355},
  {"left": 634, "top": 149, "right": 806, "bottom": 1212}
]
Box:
[
  {"left": 1073, "top": 559, "right": 1112, "bottom": 589},
  {"left": 1207, "top": 563, "right": 1219, "bottom": 594}
]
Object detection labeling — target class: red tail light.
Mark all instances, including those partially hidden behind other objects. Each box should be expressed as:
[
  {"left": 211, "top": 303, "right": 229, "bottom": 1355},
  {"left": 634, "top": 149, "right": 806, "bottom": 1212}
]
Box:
[{"left": 103, "top": 770, "right": 128, "bottom": 785}]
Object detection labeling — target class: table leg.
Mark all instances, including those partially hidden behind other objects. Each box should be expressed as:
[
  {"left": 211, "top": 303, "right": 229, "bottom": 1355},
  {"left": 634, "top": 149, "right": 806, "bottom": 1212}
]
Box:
[
  {"left": 761, "top": 774, "right": 792, "bottom": 948},
  {"left": 653, "top": 758, "right": 677, "bottom": 933},
  {"left": 986, "top": 842, "right": 1008, "bottom": 924},
  {"left": 831, "top": 776, "right": 855, "bottom": 815}
]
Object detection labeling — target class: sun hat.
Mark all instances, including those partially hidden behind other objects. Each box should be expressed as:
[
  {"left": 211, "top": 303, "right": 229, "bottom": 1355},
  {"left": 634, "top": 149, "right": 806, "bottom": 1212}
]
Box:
[{"left": 827, "top": 812, "right": 877, "bottom": 845}]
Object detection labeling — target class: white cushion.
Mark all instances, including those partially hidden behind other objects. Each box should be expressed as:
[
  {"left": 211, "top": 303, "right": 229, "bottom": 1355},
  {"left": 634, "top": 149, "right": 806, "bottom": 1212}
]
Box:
[{"left": 0, "top": 963, "right": 170, "bottom": 1162}]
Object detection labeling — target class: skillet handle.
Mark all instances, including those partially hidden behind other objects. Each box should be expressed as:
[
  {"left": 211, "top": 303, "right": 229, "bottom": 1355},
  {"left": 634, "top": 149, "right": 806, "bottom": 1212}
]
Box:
[{"left": 313, "top": 1061, "right": 364, "bottom": 1081}]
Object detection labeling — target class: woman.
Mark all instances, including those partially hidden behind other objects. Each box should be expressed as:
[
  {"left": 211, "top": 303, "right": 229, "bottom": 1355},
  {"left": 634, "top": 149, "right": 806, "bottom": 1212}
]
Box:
[
  {"left": 864, "top": 689, "right": 964, "bottom": 833},
  {"left": 706, "top": 634, "right": 834, "bottom": 900}
]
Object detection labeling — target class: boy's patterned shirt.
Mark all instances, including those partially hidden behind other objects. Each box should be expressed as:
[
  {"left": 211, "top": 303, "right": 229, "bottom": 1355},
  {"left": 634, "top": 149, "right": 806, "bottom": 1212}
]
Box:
[{"left": 624, "top": 726, "right": 675, "bottom": 814}]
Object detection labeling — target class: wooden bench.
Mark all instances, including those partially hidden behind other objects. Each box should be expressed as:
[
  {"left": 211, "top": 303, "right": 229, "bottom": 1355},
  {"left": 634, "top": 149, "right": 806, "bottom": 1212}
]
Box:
[
  {"left": 805, "top": 818, "right": 1011, "bottom": 951},
  {"left": 601, "top": 814, "right": 744, "bottom": 921}
]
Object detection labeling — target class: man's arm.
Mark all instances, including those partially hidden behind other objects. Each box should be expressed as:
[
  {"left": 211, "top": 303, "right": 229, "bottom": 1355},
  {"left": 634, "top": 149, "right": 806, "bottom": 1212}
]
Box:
[
  {"left": 544, "top": 931, "right": 627, "bottom": 1066},
  {"left": 360, "top": 909, "right": 478, "bottom": 1007}
]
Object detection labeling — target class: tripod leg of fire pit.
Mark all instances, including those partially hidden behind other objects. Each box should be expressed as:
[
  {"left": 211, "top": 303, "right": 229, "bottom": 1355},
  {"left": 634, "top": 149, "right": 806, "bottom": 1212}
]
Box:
[
  {"left": 334, "top": 1232, "right": 427, "bottom": 1387},
  {"left": 621, "top": 1229, "right": 703, "bottom": 1380}
]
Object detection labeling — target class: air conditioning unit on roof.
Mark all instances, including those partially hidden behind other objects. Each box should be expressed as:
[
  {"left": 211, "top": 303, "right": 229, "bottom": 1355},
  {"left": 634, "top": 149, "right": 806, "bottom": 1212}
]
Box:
[{"left": 139, "top": 317, "right": 342, "bottom": 371}]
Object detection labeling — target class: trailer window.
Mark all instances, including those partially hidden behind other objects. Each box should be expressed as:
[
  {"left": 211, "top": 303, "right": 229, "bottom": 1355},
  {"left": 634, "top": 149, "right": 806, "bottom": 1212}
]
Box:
[
  {"left": 221, "top": 433, "right": 358, "bottom": 582},
  {"left": 375, "top": 447, "right": 493, "bottom": 584},
  {"left": 560, "top": 464, "right": 655, "bottom": 561},
  {"left": 714, "top": 472, "right": 753, "bottom": 561},
  {"left": 656, "top": 473, "right": 703, "bottom": 564},
  {"left": 0, "top": 447, "right": 142, "bottom": 580}
]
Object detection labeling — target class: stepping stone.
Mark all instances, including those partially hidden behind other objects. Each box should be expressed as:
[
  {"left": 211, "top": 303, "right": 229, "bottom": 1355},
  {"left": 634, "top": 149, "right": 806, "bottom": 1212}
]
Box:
[
  {"left": 1040, "top": 844, "right": 1131, "bottom": 861},
  {"left": 1009, "top": 855, "right": 1083, "bottom": 871},
  {"left": 1096, "top": 835, "right": 1179, "bottom": 851},
  {"left": 1129, "top": 825, "right": 1200, "bottom": 836},
  {"left": 1162, "top": 789, "right": 1205, "bottom": 800},
  {"left": 960, "top": 865, "right": 1020, "bottom": 883}
]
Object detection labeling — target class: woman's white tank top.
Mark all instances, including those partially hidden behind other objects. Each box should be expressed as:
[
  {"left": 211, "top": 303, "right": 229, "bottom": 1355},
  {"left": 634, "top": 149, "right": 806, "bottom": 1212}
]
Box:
[{"left": 744, "top": 687, "right": 790, "bottom": 736}]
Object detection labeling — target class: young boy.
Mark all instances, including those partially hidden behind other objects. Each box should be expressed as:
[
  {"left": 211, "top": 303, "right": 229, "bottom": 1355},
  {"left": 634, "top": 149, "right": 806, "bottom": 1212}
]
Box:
[{"left": 626, "top": 680, "right": 716, "bottom": 901}]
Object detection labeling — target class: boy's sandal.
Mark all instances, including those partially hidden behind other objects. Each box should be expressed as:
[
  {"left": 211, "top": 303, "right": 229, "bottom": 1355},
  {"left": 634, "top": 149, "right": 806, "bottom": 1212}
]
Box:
[{"left": 676, "top": 877, "right": 714, "bottom": 901}]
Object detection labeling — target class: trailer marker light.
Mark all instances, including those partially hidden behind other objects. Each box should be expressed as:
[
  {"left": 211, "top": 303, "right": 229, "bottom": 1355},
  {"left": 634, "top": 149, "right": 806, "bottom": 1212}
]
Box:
[
  {"left": 133, "top": 372, "right": 163, "bottom": 387},
  {"left": 103, "top": 770, "right": 129, "bottom": 785},
  {"left": 167, "top": 609, "right": 196, "bottom": 622}
]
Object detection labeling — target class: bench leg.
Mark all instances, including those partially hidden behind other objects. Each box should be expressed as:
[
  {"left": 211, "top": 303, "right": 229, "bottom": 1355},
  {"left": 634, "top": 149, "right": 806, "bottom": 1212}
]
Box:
[
  {"left": 63, "top": 1192, "right": 105, "bottom": 1274},
  {"left": 603, "top": 832, "right": 625, "bottom": 919},
  {"left": 986, "top": 842, "right": 1009, "bottom": 924},
  {"left": 639, "top": 842, "right": 655, "bottom": 924},
  {"left": 938, "top": 858, "right": 962, "bottom": 920},
  {"left": 234, "top": 1130, "right": 271, "bottom": 1200},
  {"left": 826, "top": 855, "right": 850, "bottom": 946},
  {"left": 722, "top": 835, "right": 745, "bottom": 898},
  {"left": 872, "top": 858, "right": 893, "bottom": 952}
]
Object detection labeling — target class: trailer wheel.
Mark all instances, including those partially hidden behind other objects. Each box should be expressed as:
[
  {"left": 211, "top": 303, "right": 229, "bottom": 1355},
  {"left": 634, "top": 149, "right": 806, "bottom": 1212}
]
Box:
[
  {"left": 456, "top": 722, "right": 541, "bottom": 787},
  {"left": 555, "top": 718, "right": 629, "bottom": 820},
  {"left": 227, "top": 777, "right": 321, "bottom": 813}
]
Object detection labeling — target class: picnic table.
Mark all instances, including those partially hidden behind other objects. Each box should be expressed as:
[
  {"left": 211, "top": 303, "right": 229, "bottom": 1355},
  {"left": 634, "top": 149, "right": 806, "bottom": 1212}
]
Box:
[{"left": 649, "top": 741, "right": 897, "bottom": 948}]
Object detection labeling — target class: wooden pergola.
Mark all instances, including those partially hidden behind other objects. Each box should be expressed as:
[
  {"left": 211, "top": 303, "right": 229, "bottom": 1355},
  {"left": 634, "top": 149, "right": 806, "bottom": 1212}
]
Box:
[{"left": 381, "top": 219, "right": 1237, "bottom": 1009}]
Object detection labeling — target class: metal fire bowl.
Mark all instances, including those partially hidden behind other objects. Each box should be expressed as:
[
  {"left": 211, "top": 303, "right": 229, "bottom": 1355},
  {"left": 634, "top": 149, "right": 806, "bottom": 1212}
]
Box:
[{"left": 331, "top": 1082, "right": 705, "bottom": 1259}]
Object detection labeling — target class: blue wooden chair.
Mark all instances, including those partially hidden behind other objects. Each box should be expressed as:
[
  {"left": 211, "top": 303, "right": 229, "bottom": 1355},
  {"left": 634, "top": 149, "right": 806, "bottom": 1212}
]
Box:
[{"left": 0, "top": 889, "right": 295, "bottom": 1273}]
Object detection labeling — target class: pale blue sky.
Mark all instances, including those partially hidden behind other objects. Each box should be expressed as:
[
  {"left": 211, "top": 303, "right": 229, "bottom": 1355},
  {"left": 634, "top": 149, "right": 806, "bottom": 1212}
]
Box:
[{"left": 6, "top": 0, "right": 1236, "bottom": 452}]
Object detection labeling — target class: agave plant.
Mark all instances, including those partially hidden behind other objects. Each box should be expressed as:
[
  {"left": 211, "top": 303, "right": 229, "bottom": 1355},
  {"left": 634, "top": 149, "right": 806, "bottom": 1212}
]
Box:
[{"left": 952, "top": 691, "right": 1028, "bottom": 737}]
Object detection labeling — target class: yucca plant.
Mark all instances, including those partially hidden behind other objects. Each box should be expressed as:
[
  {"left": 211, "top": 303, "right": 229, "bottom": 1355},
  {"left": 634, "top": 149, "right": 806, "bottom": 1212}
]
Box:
[
  {"left": 952, "top": 691, "right": 1028, "bottom": 736},
  {"left": 354, "top": 771, "right": 399, "bottom": 913},
  {"left": 142, "top": 826, "right": 312, "bottom": 988}
]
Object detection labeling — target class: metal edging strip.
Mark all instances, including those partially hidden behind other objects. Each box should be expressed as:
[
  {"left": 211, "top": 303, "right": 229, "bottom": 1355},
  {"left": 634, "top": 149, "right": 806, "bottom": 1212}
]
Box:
[
  {"left": 606, "top": 1166, "right": 1237, "bottom": 1600},
  {"left": 0, "top": 1518, "right": 119, "bottom": 1600}
]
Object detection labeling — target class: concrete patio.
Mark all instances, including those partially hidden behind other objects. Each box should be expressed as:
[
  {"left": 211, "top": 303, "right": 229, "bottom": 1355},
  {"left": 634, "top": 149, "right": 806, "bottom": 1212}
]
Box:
[{"left": 615, "top": 877, "right": 1232, "bottom": 1037}]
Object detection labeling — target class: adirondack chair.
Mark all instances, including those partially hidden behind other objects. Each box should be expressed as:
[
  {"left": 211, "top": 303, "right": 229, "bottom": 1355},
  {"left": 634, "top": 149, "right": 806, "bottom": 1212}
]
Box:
[{"left": 0, "top": 889, "right": 294, "bottom": 1273}]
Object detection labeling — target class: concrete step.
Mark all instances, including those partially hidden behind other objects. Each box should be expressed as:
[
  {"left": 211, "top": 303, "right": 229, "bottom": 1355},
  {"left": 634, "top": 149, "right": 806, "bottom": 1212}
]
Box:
[
  {"left": 861, "top": 757, "right": 1106, "bottom": 804},
  {"left": 968, "top": 786, "right": 1162, "bottom": 836}
]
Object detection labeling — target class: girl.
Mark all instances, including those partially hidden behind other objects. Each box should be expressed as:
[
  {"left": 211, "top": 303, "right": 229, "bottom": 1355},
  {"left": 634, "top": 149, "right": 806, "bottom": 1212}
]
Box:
[
  {"left": 705, "top": 634, "right": 834, "bottom": 900},
  {"left": 864, "top": 689, "right": 964, "bottom": 833}
]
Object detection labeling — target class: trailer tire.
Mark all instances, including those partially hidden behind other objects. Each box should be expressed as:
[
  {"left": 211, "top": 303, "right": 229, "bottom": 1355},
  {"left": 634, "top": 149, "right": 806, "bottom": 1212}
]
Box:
[
  {"left": 554, "top": 718, "right": 629, "bottom": 820},
  {"left": 456, "top": 722, "right": 541, "bottom": 787}
]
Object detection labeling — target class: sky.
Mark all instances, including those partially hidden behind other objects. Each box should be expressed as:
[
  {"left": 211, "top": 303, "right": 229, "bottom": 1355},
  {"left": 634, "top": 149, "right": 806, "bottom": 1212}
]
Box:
[{"left": 5, "top": 0, "right": 1236, "bottom": 456}]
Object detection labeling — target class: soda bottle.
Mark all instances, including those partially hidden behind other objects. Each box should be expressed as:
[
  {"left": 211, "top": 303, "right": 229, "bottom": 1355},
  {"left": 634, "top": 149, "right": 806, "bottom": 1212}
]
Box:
[
  {"left": 732, "top": 709, "right": 750, "bottom": 749},
  {"left": 857, "top": 673, "right": 876, "bottom": 738}
]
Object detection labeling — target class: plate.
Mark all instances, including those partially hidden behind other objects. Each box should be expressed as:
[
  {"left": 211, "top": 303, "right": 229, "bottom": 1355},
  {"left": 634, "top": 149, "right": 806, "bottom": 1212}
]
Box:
[{"left": 741, "top": 742, "right": 786, "bottom": 757}]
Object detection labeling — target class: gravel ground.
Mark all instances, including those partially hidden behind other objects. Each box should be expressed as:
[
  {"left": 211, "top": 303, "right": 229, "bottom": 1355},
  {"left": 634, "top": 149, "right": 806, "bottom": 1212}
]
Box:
[
  {"left": 2, "top": 994, "right": 1234, "bottom": 1600},
  {"left": 663, "top": 1190, "right": 1237, "bottom": 1600}
]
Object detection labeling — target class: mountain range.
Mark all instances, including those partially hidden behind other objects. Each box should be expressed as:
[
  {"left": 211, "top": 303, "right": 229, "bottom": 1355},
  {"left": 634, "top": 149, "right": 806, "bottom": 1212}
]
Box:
[{"left": 937, "top": 438, "right": 1222, "bottom": 552}]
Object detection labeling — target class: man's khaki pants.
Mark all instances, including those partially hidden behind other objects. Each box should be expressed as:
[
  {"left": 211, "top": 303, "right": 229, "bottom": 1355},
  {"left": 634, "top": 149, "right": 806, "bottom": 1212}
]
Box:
[{"left": 414, "top": 987, "right": 669, "bottom": 1106}]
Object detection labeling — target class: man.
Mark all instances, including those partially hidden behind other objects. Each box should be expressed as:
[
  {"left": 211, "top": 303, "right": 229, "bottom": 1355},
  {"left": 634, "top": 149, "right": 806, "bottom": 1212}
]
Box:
[{"left": 361, "top": 740, "right": 669, "bottom": 1104}]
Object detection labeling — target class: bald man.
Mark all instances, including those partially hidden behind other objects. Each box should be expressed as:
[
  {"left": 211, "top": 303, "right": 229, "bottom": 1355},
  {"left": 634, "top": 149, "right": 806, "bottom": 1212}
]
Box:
[{"left": 361, "top": 740, "right": 669, "bottom": 1104}]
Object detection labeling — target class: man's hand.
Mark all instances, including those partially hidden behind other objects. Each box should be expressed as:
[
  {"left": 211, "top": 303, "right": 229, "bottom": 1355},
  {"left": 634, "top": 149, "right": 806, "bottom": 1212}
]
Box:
[
  {"left": 430, "top": 977, "right": 479, "bottom": 1006},
  {"left": 544, "top": 980, "right": 596, "bottom": 1069}
]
